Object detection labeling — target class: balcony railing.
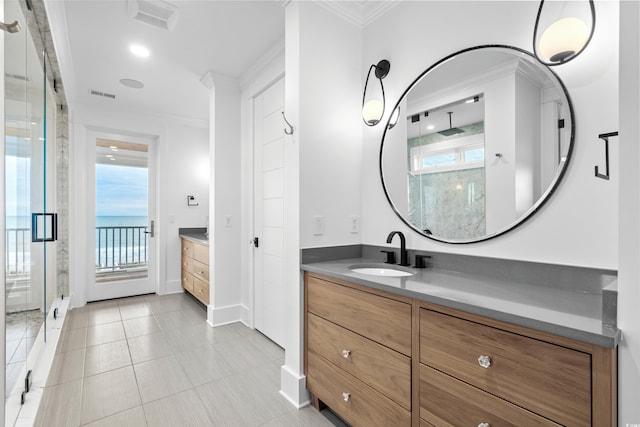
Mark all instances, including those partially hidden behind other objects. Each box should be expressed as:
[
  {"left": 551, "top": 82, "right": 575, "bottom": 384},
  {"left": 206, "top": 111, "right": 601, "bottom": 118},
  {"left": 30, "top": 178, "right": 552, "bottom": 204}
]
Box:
[
  {"left": 6, "top": 225, "right": 149, "bottom": 281},
  {"left": 5, "top": 228, "right": 30, "bottom": 280},
  {"left": 96, "top": 226, "right": 149, "bottom": 275}
]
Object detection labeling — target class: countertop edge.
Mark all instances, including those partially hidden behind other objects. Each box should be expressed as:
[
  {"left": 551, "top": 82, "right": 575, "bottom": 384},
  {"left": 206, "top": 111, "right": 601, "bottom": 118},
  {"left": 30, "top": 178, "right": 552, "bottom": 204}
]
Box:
[
  {"left": 179, "top": 234, "right": 209, "bottom": 245},
  {"left": 301, "top": 263, "right": 621, "bottom": 349}
]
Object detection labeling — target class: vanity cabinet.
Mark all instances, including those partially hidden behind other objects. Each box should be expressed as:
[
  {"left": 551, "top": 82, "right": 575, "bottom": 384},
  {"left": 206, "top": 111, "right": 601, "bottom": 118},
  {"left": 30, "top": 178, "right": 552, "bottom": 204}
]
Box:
[
  {"left": 181, "top": 238, "right": 209, "bottom": 305},
  {"left": 303, "top": 272, "right": 617, "bottom": 427},
  {"left": 304, "top": 273, "right": 413, "bottom": 427}
]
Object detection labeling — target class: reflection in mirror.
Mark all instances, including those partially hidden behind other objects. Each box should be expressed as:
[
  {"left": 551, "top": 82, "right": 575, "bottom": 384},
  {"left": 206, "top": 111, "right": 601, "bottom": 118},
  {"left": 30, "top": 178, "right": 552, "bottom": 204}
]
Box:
[{"left": 381, "top": 45, "right": 573, "bottom": 243}]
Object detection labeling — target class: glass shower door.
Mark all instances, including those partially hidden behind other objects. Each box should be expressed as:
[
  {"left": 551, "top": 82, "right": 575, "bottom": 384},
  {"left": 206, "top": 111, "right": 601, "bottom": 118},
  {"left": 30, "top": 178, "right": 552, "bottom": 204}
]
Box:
[{"left": 4, "top": 0, "right": 57, "bottom": 419}]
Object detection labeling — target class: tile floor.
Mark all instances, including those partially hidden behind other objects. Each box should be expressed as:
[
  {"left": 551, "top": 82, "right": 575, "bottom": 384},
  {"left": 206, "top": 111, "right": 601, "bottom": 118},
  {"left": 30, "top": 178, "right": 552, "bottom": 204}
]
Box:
[
  {"left": 34, "top": 292, "right": 341, "bottom": 427},
  {"left": 6, "top": 309, "right": 44, "bottom": 396}
]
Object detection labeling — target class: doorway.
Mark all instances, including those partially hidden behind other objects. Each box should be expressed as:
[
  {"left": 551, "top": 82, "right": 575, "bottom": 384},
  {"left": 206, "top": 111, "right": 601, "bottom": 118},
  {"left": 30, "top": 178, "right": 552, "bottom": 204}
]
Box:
[
  {"left": 253, "top": 77, "right": 285, "bottom": 348},
  {"left": 86, "top": 133, "right": 157, "bottom": 301}
]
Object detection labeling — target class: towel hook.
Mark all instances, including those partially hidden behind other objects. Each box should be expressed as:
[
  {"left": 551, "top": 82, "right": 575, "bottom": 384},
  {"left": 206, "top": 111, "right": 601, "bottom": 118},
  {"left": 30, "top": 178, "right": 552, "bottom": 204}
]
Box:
[
  {"left": 282, "top": 112, "right": 294, "bottom": 135},
  {"left": 595, "top": 131, "right": 618, "bottom": 180}
]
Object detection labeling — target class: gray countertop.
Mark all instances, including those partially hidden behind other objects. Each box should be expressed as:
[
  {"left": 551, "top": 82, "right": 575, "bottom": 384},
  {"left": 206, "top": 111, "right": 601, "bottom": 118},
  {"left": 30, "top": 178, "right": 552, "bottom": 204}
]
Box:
[
  {"left": 179, "top": 227, "right": 209, "bottom": 245},
  {"left": 302, "top": 257, "right": 621, "bottom": 348}
]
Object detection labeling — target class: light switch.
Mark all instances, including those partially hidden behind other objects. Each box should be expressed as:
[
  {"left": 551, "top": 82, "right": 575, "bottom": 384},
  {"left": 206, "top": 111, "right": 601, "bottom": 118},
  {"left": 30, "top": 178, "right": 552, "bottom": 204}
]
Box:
[
  {"left": 350, "top": 216, "right": 360, "bottom": 234},
  {"left": 312, "top": 216, "right": 325, "bottom": 235},
  {"left": 168, "top": 215, "right": 176, "bottom": 224},
  {"left": 225, "top": 215, "right": 232, "bottom": 228}
]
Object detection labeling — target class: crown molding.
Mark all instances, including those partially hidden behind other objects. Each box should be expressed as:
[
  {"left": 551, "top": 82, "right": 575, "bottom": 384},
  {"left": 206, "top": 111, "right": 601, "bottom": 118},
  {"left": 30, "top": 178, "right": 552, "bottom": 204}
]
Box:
[{"left": 313, "top": 0, "right": 401, "bottom": 28}]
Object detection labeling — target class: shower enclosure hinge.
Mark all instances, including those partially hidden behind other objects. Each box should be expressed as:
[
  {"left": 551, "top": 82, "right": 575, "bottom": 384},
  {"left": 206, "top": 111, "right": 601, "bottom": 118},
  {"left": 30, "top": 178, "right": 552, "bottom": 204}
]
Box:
[
  {"left": 53, "top": 307, "right": 59, "bottom": 319},
  {"left": 21, "top": 369, "right": 33, "bottom": 404},
  {"left": 558, "top": 119, "right": 565, "bottom": 129},
  {"left": 25, "top": 0, "right": 33, "bottom": 11}
]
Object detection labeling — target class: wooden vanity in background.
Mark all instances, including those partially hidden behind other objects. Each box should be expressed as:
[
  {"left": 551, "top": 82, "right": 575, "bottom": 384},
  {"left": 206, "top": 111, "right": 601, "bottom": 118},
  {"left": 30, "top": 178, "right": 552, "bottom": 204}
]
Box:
[
  {"left": 181, "top": 237, "right": 209, "bottom": 305},
  {"left": 304, "top": 272, "right": 617, "bottom": 427}
]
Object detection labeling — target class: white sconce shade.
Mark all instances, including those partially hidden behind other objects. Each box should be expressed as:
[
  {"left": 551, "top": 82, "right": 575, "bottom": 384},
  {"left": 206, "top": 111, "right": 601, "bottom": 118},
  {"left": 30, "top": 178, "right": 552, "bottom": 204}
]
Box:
[
  {"left": 388, "top": 106, "right": 401, "bottom": 130},
  {"left": 363, "top": 100, "right": 384, "bottom": 126},
  {"left": 539, "top": 17, "right": 589, "bottom": 63},
  {"left": 533, "top": 0, "right": 595, "bottom": 66}
]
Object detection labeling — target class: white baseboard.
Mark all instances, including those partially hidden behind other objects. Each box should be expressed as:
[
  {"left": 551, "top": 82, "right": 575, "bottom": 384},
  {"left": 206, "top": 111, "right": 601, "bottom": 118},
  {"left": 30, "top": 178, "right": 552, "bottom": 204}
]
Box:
[
  {"left": 164, "top": 279, "right": 182, "bottom": 295},
  {"left": 240, "top": 304, "right": 253, "bottom": 328},
  {"left": 206, "top": 304, "right": 242, "bottom": 327},
  {"left": 280, "top": 364, "right": 310, "bottom": 409}
]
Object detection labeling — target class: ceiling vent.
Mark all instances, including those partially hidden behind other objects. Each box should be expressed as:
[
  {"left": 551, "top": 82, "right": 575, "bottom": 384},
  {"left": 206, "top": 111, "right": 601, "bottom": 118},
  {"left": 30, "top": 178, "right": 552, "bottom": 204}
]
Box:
[
  {"left": 126, "top": 0, "right": 179, "bottom": 31},
  {"left": 89, "top": 89, "right": 116, "bottom": 100}
]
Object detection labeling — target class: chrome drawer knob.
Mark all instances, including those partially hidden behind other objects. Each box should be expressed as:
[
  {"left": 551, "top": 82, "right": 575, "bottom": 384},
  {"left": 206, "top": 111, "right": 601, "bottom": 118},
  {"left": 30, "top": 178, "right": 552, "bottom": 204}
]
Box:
[
  {"left": 342, "top": 392, "right": 351, "bottom": 402},
  {"left": 477, "top": 355, "right": 492, "bottom": 368},
  {"left": 478, "top": 423, "right": 490, "bottom": 427},
  {"left": 342, "top": 349, "right": 351, "bottom": 358}
]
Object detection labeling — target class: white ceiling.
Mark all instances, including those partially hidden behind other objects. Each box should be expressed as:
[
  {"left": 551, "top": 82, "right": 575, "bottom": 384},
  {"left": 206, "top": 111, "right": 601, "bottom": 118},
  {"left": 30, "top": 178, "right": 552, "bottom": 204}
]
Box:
[{"left": 48, "top": 0, "right": 287, "bottom": 123}]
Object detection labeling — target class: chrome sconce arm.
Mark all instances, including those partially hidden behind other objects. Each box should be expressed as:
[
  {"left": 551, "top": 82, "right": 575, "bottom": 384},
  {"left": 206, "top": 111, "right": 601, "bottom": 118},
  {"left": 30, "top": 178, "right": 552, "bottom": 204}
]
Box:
[
  {"left": 533, "top": 0, "right": 596, "bottom": 66},
  {"left": 362, "top": 59, "right": 391, "bottom": 126}
]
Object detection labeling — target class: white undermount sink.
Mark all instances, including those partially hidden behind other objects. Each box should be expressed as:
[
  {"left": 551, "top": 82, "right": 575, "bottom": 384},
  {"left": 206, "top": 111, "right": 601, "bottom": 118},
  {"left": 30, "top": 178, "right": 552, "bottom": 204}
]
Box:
[{"left": 349, "top": 263, "right": 416, "bottom": 277}]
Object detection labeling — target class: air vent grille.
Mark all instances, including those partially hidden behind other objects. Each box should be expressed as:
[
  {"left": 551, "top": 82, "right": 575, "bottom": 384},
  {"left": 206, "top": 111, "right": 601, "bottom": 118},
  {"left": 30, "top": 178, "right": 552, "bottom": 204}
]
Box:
[
  {"left": 126, "top": 0, "right": 179, "bottom": 31},
  {"left": 89, "top": 89, "right": 116, "bottom": 99}
]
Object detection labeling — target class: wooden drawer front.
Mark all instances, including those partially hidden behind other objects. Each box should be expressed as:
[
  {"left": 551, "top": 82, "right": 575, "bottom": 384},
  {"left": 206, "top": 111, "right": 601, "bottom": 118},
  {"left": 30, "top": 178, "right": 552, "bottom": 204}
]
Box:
[
  {"left": 192, "top": 277, "right": 209, "bottom": 304},
  {"left": 193, "top": 242, "right": 209, "bottom": 265},
  {"left": 182, "top": 239, "right": 193, "bottom": 257},
  {"left": 307, "top": 313, "right": 411, "bottom": 409},
  {"left": 182, "top": 256, "right": 193, "bottom": 274},
  {"left": 420, "top": 365, "right": 560, "bottom": 427},
  {"left": 182, "top": 271, "right": 194, "bottom": 293},
  {"left": 420, "top": 309, "right": 590, "bottom": 426},
  {"left": 306, "top": 276, "right": 412, "bottom": 355},
  {"left": 191, "top": 259, "right": 209, "bottom": 282},
  {"left": 307, "top": 352, "right": 411, "bottom": 427}
]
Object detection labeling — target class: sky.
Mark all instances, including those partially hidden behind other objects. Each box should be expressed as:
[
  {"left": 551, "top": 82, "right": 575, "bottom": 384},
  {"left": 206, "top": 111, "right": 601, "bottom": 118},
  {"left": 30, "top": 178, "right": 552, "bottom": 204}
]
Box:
[{"left": 96, "top": 163, "right": 148, "bottom": 217}]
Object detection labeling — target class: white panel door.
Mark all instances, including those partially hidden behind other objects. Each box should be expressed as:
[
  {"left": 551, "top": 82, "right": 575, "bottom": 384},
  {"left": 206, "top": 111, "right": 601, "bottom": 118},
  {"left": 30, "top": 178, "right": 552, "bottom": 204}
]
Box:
[{"left": 254, "top": 78, "right": 285, "bottom": 347}]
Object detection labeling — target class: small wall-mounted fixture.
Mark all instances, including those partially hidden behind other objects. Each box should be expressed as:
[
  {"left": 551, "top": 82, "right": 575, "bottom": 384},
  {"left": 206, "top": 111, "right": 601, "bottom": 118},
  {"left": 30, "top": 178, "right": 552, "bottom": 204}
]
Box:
[
  {"left": 187, "top": 195, "right": 199, "bottom": 207},
  {"left": 388, "top": 106, "right": 400, "bottom": 130},
  {"left": 595, "top": 131, "right": 618, "bottom": 181},
  {"left": 281, "top": 112, "right": 294, "bottom": 135},
  {"left": 533, "top": 0, "right": 595, "bottom": 66},
  {"left": 362, "top": 59, "right": 391, "bottom": 126}
]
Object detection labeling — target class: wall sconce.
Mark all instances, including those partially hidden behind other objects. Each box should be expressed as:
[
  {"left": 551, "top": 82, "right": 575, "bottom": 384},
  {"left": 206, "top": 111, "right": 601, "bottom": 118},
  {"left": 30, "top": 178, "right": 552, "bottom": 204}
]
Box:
[
  {"left": 362, "top": 59, "right": 390, "bottom": 126},
  {"left": 388, "top": 106, "right": 400, "bottom": 130},
  {"left": 533, "top": 0, "right": 595, "bottom": 66}
]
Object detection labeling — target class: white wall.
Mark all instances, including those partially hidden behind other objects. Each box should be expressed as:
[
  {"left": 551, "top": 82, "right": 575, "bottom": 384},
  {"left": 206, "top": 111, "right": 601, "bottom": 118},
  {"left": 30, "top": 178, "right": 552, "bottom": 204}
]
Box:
[
  {"left": 68, "top": 104, "right": 208, "bottom": 306},
  {"left": 618, "top": 0, "right": 640, "bottom": 423},
  {"left": 280, "top": 0, "right": 363, "bottom": 407},
  {"left": 361, "top": 1, "right": 619, "bottom": 270},
  {"left": 207, "top": 74, "right": 243, "bottom": 325}
]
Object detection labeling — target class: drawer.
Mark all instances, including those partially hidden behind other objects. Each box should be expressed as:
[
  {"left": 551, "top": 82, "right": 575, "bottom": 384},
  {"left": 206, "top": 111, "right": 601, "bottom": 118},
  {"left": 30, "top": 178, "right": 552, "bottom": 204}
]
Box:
[
  {"left": 306, "top": 276, "right": 412, "bottom": 355},
  {"left": 182, "top": 239, "right": 193, "bottom": 257},
  {"left": 191, "top": 259, "right": 209, "bottom": 281},
  {"left": 193, "top": 242, "right": 209, "bottom": 264},
  {"left": 307, "top": 313, "right": 411, "bottom": 409},
  {"left": 306, "top": 352, "right": 411, "bottom": 427},
  {"left": 192, "top": 276, "right": 209, "bottom": 305},
  {"left": 182, "top": 256, "right": 193, "bottom": 274},
  {"left": 181, "top": 271, "right": 194, "bottom": 293},
  {"left": 420, "top": 364, "right": 560, "bottom": 426},
  {"left": 420, "top": 309, "right": 590, "bottom": 426}
]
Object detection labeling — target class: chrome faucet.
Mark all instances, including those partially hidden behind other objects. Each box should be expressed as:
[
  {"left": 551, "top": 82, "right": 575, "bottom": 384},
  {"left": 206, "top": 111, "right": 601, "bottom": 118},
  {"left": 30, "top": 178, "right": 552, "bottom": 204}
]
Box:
[{"left": 386, "top": 231, "right": 410, "bottom": 266}]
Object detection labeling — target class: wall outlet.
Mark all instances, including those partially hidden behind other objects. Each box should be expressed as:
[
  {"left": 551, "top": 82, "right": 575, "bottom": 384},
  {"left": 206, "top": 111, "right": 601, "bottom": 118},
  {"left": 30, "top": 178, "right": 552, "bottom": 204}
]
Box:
[
  {"left": 350, "top": 216, "right": 360, "bottom": 234},
  {"left": 224, "top": 215, "right": 232, "bottom": 228},
  {"left": 312, "top": 215, "right": 325, "bottom": 235}
]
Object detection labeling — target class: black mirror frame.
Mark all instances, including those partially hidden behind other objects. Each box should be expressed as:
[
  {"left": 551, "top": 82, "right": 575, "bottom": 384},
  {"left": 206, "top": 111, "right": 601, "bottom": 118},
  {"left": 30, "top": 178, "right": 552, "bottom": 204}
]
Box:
[{"left": 379, "top": 44, "right": 575, "bottom": 244}]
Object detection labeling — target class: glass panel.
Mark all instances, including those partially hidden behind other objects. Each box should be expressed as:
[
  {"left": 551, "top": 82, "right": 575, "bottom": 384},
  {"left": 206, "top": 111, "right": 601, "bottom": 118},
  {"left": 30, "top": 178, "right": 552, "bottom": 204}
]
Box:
[
  {"left": 4, "top": 0, "right": 57, "bottom": 418},
  {"left": 464, "top": 147, "right": 484, "bottom": 163},
  {"left": 422, "top": 152, "right": 456, "bottom": 168},
  {"left": 95, "top": 140, "right": 149, "bottom": 282}
]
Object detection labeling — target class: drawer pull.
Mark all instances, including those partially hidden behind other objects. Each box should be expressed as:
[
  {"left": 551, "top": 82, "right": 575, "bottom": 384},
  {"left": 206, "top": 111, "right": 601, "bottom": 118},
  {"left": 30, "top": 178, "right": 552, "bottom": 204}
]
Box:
[
  {"left": 477, "top": 355, "right": 492, "bottom": 368},
  {"left": 478, "top": 423, "right": 490, "bottom": 427},
  {"left": 342, "top": 349, "right": 351, "bottom": 358},
  {"left": 342, "top": 392, "right": 351, "bottom": 402}
]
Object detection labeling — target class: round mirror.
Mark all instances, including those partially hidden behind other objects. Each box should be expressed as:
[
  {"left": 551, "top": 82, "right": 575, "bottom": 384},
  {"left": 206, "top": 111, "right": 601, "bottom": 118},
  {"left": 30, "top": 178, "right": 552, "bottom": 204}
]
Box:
[{"left": 380, "top": 45, "right": 574, "bottom": 243}]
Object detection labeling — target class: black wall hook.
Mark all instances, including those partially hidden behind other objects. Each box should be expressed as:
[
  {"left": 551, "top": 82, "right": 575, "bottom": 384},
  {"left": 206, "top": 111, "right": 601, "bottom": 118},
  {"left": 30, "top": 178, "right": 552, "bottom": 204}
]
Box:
[
  {"left": 282, "top": 112, "right": 294, "bottom": 135},
  {"left": 595, "top": 131, "right": 618, "bottom": 180}
]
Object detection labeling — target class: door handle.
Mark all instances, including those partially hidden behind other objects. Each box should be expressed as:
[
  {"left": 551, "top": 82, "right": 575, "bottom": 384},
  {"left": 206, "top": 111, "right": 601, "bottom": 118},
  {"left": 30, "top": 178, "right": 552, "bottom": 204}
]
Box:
[
  {"left": 253, "top": 237, "right": 259, "bottom": 248},
  {"left": 144, "top": 220, "right": 155, "bottom": 238}
]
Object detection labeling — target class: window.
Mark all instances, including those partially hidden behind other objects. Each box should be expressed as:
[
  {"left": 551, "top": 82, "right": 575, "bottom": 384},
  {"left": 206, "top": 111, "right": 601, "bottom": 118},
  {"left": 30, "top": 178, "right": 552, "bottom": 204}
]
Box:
[{"left": 411, "top": 134, "right": 485, "bottom": 174}]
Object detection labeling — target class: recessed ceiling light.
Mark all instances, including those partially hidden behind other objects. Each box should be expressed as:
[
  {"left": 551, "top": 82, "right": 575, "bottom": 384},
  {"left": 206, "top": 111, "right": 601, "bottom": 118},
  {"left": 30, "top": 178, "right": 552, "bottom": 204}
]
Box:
[
  {"left": 106, "top": 154, "right": 114, "bottom": 158},
  {"left": 110, "top": 146, "right": 119, "bottom": 151},
  {"left": 130, "top": 44, "right": 150, "bottom": 58},
  {"left": 427, "top": 125, "right": 435, "bottom": 130},
  {"left": 120, "top": 78, "right": 145, "bottom": 89}
]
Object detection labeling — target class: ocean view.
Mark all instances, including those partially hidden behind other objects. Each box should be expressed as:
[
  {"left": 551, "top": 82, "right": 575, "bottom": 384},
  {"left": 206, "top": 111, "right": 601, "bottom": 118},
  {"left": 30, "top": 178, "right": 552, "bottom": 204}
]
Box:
[{"left": 5, "top": 216, "right": 149, "bottom": 274}]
